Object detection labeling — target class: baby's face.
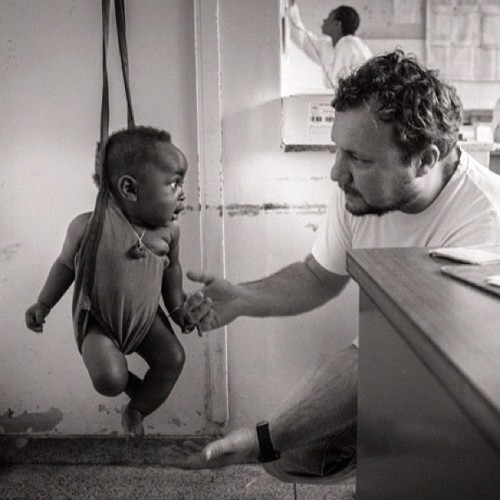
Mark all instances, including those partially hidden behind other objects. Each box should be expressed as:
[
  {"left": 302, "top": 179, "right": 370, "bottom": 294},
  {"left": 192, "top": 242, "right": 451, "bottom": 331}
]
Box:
[{"left": 135, "top": 143, "right": 187, "bottom": 227}]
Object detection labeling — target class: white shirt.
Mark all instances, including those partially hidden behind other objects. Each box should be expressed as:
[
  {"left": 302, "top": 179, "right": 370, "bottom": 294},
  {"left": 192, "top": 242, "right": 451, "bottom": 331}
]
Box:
[
  {"left": 312, "top": 150, "right": 500, "bottom": 348},
  {"left": 288, "top": 4, "right": 372, "bottom": 89},
  {"left": 312, "top": 150, "right": 500, "bottom": 276}
]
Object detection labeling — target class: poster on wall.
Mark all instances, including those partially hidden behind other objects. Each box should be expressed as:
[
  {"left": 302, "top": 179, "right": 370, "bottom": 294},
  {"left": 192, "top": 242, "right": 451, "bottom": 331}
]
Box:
[{"left": 426, "top": 0, "right": 500, "bottom": 81}]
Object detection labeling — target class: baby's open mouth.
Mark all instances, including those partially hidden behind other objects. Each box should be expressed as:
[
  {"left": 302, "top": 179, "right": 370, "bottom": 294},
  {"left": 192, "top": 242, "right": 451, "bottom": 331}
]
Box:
[{"left": 172, "top": 207, "right": 184, "bottom": 220}]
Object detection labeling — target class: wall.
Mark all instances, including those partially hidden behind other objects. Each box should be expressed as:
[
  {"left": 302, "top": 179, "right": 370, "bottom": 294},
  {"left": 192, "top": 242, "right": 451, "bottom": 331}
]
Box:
[
  {"left": 217, "top": 0, "right": 359, "bottom": 427},
  {"left": 0, "top": 0, "right": 208, "bottom": 436}
]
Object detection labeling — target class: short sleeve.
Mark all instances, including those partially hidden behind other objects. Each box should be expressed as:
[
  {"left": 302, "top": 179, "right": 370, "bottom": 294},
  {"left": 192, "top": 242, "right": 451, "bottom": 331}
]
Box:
[{"left": 312, "top": 184, "right": 352, "bottom": 275}]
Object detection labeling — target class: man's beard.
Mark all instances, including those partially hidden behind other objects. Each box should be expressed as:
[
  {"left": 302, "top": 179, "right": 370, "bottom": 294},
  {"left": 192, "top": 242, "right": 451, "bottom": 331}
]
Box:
[{"left": 341, "top": 182, "right": 419, "bottom": 217}]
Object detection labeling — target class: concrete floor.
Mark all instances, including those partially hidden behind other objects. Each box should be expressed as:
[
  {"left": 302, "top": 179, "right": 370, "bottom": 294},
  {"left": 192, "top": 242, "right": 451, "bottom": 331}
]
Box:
[
  {"left": 0, "top": 464, "right": 356, "bottom": 499},
  {"left": 0, "top": 436, "right": 356, "bottom": 499}
]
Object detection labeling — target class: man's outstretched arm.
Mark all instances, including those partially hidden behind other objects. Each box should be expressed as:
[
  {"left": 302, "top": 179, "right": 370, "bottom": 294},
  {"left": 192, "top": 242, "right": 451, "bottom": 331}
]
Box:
[{"left": 185, "top": 253, "right": 350, "bottom": 331}]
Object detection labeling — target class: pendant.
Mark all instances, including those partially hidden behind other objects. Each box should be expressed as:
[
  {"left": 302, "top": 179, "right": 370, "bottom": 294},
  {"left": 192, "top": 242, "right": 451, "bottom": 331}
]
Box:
[
  {"left": 128, "top": 228, "right": 147, "bottom": 259},
  {"left": 128, "top": 241, "right": 147, "bottom": 259}
]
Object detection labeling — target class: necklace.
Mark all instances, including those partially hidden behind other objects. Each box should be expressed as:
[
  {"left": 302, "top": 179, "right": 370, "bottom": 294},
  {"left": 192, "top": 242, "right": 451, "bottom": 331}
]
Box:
[{"left": 128, "top": 227, "right": 147, "bottom": 259}]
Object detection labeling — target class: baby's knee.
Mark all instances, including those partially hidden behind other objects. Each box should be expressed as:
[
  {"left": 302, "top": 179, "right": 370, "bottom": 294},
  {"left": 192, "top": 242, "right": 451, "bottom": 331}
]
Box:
[
  {"left": 92, "top": 369, "right": 128, "bottom": 397},
  {"left": 159, "top": 342, "right": 186, "bottom": 375},
  {"left": 169, "top": 342, "right": 186, "bottom": 372}
]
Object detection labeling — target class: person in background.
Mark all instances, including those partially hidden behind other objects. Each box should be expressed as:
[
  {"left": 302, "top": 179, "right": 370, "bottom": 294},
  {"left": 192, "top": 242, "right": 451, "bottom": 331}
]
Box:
[
  {"left": 25, "top": 127, "right": 195, "bottom": 439},
  {"left": 174, "top": 50, "right": 500, "bottom": 484},
  {"left": 287, "top": 0, "right": 372, "bottom": 90}
]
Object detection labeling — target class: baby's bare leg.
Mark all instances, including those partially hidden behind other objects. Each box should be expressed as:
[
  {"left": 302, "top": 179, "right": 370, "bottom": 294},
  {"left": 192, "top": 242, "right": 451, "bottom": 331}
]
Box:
[
  {"left": 81, "top": 320, "right": 129, "bottom": 397},
  {"left": 125, "top": 309, "right": 186, "bottom": 427}
]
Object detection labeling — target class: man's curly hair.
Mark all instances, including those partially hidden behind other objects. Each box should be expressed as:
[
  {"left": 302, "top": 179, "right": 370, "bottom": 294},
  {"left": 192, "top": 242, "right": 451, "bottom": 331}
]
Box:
[{"left": 332, "top": 49, "right": 462, "bottom": 161}]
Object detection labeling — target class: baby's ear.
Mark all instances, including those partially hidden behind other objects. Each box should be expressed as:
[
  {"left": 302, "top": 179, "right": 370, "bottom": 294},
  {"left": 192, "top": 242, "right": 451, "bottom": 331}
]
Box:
[{"left": 117, "top": 175, "right": 138, "bottom": 201}]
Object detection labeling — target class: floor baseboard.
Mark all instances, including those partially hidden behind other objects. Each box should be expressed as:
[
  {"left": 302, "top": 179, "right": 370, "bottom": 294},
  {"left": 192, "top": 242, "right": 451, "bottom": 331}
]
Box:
[{"left": 0, "top": 435, "right": 214, "bottom": 465}]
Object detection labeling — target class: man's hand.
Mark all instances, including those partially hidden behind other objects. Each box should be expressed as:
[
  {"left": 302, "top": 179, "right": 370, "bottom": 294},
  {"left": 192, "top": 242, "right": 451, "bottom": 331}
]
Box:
[
  {"left": 199, "top": 427, "right": 260, "bottom": 464},
  {"left": 165, "top": 427, "right": 260, "bottom": 470},
  {"left": 184, "top": 271, "right": 246, "bottom": 332},
  {"left": 25, "top": 302, "right": 50, "bottom": 333}
]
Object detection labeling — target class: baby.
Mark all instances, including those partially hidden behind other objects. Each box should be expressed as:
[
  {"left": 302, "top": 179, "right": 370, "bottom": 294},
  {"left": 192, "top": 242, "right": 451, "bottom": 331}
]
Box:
[{"left": 25, "top": 126, "right": 194, "bottom": 437}]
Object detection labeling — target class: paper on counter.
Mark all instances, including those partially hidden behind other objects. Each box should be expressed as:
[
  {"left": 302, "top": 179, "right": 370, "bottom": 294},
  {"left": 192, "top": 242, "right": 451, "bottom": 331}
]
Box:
[{"left": 429, "top": 246, "right": 500, "bottom": 265}]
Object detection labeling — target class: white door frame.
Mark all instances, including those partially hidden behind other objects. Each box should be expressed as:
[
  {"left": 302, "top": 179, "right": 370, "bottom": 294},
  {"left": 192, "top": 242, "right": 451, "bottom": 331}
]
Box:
[{"left": 194, "top": 0, "right": 228, "bottom": 427}]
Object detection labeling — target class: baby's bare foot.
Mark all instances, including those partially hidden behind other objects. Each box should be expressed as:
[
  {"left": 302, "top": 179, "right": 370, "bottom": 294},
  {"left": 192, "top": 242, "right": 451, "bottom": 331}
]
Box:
[{"left": 121, "top": 405, "right": 144, "bottom": 439}]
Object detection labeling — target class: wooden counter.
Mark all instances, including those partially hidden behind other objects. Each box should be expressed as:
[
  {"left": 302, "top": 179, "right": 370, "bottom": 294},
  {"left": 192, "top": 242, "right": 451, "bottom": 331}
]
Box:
[{"left": 347, "top": 247, "right": 500, "bottom": 499}]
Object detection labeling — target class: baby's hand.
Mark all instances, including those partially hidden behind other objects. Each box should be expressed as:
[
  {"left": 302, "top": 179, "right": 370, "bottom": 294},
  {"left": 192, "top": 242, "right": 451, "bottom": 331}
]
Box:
[
  {"left": 169, "top": 306, "right": 202, "bottom": 337},
  {"left": 25, "top": 302, "right": 50, "bottom": 333}
]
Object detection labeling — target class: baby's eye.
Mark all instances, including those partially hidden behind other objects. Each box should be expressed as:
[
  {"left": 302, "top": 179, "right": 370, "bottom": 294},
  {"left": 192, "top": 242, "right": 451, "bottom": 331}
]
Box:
[{"left": 168, "top": 179, "right": 183, "bottom": 190}]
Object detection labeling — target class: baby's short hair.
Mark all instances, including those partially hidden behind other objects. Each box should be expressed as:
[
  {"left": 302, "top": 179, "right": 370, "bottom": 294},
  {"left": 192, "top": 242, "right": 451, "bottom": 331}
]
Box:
[{"left": 94, "top": 126, "right": 172, "bottom": 189}]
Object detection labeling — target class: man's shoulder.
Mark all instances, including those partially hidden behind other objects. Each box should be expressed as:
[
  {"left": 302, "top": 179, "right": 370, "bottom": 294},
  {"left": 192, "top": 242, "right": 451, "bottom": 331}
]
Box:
[{"left": 459, "top": 151, "right": 500, "bottom": 196}]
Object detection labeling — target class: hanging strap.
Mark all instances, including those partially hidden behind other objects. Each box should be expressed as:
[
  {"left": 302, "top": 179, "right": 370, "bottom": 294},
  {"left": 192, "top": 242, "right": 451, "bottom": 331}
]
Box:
[
  {"left": 98, "top": 0, "right": 111, "bottom": 175},
  {"left": 115, "top": 0, "right": 135, "bottom": 129},
  {"left": 81, "top": 0, "right": 135, "bottom": 305},
  {"left": 97, "top": 0, "right": 135, "bottom": 177}
]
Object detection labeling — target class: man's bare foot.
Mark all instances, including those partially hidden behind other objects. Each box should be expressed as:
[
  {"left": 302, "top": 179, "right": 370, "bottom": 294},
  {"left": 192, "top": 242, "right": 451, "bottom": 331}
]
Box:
[{"left": 121, "top": 405, "right": 144, "bottom": 439}]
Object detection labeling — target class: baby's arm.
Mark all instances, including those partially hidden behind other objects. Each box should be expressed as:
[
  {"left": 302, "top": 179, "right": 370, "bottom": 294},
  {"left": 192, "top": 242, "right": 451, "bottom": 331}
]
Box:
[
  {"left": 25, "top": 213, "right": 90, "bottom": 333},
  {"left": 161, "top": 222, "right": 189, "bottom": 331}
]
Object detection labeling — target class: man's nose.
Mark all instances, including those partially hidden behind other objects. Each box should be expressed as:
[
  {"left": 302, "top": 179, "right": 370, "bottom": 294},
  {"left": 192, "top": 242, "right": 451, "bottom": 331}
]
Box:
[{"left": 330, "top": 151, "right": 347, "bottom": 182}]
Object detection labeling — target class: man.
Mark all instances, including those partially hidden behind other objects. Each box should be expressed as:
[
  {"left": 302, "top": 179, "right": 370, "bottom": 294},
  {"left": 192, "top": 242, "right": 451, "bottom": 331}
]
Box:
[
  {"left": 180, "top": 50, "right": 500, "bottom": 483},
  {"left": 287, "top": 1, "right": 372, "bottom": 89}
]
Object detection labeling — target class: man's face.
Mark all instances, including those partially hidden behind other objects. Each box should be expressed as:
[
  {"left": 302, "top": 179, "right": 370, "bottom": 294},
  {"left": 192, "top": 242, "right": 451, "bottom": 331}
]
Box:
[{"left": 330, "top": 106, "right": 420, "bottom": 216}]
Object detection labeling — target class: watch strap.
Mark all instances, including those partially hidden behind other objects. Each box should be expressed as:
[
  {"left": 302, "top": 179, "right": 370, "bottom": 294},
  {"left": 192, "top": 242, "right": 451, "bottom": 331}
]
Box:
[{"left": 256, "top": 421, "right": 281, "bottom": 463}]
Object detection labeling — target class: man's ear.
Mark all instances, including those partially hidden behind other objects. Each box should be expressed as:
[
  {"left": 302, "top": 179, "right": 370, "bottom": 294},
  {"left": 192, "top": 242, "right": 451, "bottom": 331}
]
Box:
[
  {"left": 415, "top": 145, "right": 440, "bottom": 178},
  {"left": 117, "top": 175, "right": 138, "bottom": 201}
]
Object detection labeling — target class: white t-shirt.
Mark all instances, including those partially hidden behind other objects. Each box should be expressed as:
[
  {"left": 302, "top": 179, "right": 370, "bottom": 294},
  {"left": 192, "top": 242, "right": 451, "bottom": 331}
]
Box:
[
  {"left": 312, "top": 150, "right": 500, "bottom": 348},
  {"left": 312, "top": 150, "right": 500, "bottom": 276},
  {"left": 288, "top": 4, "right": 372, "bottom": 89}
]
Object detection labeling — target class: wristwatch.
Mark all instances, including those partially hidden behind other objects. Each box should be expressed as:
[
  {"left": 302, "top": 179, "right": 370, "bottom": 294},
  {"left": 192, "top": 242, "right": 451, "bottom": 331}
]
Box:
[{"left": 256, "top": 421, "right": 281, "bottom": 463}]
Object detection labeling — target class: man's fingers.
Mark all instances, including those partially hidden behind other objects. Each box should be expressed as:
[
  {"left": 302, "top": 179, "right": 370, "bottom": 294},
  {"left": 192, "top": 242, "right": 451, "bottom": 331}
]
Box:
[
  {"left": 198, "top": 310, "right": 217, "bottom": 332},
  {"left": 185, "top": 293, "right": 214, "bottom": 328},
  {"left": 186, "top": 270, "right": 216, "bottom": 286},
  {"left": 202, "top": 438, "right": 230, "bottom": 461},
  {"left": 185, "top": 291, "right": 205, "bottom": 310},
  {"left": 202, "top": 428, "right": 255, "bottom": 461}
]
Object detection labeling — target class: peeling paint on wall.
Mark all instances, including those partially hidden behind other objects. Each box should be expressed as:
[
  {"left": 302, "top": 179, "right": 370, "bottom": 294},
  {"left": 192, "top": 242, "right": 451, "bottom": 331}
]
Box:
[
  {"left": 275, "top": 175, "right": 327, "bottom": 182},
  {"left": 0, "top": 407, "right": 63, "bottom": 433},
  {"left": 168, "top": 417, "right": 183, "bottom": 427},
  {"left": 305, "top": 223, "right": 319, "bottom": 232},
  {"left": 181, "top": 204, "right": 328, "bottom": 218},
  {"left": 0, "top": 243, "right": 22, "bottom": 262},
  {"left": 225, "top": 203, "right": 327, "bottom": 217}
]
